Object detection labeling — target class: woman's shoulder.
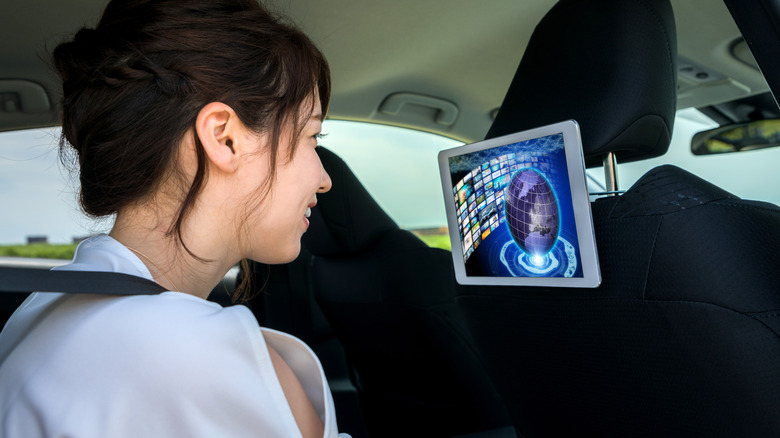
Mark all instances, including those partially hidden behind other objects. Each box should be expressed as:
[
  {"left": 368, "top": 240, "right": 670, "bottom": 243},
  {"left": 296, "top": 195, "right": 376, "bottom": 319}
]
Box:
[
  {"left": 115, "top": 292, "right": 254, "bottom": 332},
  {"left": 0, "top": 293, "right": 311, "bottom": 437},
  {"left": 4, "top": 292, "right": 264, "bottom": 376},
  {"left": 82, "top": 292, "right": 262, "bottom": 358},
  {"left": 3, "top": 292, "right": 274, "bottom": 400}
]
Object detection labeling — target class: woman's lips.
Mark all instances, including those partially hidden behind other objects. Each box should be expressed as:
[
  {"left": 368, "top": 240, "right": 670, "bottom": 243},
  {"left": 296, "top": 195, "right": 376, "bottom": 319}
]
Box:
[{"left": 303, "top": 206, "right": 313, "bottom": 229}]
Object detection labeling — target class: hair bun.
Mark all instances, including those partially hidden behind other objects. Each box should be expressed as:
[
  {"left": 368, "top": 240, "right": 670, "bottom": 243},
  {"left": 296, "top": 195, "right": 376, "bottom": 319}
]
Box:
[
  {"left": 56, "top": 27, "right": 185, "bottom": 94},
  {"left": 53, "top": 27, "right": 109, "bottom": 90},
  {"left": 73, "top": 27, "right": 101, "bottom": 46}
]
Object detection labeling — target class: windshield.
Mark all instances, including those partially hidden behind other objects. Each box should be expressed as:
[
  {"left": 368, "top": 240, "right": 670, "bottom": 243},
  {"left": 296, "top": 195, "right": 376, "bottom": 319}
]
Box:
[{"left": 317, "top": 121, "right": 462, "bottom": 231}]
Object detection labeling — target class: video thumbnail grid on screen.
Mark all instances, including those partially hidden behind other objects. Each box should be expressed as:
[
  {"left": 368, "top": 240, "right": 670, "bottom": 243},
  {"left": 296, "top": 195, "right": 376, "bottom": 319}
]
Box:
[{"left": 448, "top": 133, "right": 583, "bottom": 278}]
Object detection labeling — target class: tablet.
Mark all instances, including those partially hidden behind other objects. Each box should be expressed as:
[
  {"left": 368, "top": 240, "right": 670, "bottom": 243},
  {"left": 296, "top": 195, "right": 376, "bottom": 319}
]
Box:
[{"left": 438, "top": 120, "right": 600, "bottom": 287}]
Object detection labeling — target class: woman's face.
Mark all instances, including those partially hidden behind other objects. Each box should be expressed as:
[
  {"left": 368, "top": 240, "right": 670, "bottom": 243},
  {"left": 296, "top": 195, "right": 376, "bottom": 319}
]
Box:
[{"left": 240, "top": 94, "right": 332, "bottom": 264}]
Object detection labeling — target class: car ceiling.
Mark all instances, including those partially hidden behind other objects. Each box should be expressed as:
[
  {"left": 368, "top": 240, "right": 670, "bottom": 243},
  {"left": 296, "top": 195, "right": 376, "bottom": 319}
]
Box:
[{"left": 0, "top": 0, "right": 770, "bottom": 143}]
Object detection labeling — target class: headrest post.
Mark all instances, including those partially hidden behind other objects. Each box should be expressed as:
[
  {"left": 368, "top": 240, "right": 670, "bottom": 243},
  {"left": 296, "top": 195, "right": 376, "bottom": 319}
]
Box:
[{"left": 603, "top": 152, "right": 619, "bottom": 195}]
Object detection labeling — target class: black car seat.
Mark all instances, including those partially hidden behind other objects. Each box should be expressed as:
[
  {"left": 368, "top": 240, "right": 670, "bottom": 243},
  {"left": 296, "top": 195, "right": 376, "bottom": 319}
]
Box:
[
  {"left": 456, "top": 0, "right": 780, "bottom": 436},
  {"left": 298, "top": 146, "right": 513, "bottom": 438}
]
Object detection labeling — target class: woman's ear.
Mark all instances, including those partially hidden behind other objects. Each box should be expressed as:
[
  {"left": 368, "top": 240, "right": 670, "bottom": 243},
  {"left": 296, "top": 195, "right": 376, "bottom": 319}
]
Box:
[{"left": 195, "top": 102, "right": 241, "bottom": 173}]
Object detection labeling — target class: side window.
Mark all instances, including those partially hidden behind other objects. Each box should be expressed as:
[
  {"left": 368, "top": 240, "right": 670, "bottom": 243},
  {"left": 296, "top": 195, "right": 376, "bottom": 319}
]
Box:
[
  {"left": 319, "top": 121, "right": 462, "bottom": 249},
  {"left": 0, "top": 128, "right": 107, "bottom": 259},
  {"left": 0, "top": 123, "right": 463, "bottom": 256},
  {"left": 13, "top": 115, "right": 752, "bottom": 258}
]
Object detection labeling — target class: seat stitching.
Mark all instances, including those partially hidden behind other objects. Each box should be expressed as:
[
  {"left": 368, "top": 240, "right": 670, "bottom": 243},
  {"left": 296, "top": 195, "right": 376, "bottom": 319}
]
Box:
[{"left": 640, "top": 215, "right": 663, "bottom": 300}]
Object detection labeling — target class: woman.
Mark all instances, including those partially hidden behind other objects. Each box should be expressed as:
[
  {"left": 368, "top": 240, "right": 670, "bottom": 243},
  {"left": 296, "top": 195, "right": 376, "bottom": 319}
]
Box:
[{"left": 0, "top": 0, "right": 346, "bottom": 437}]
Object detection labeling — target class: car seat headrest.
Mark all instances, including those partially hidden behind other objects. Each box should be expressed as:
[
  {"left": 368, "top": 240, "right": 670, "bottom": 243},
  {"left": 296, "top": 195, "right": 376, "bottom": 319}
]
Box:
[
  {"left": 487, "top": 0, "right": 677, "bottom": 167},
  {"left": 302, "top": 147, "right": 398, "bottom": 257}
]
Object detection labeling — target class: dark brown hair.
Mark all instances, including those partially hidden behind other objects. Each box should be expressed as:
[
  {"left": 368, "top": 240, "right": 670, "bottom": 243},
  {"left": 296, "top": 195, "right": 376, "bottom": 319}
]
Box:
[{"left": 53, "top": 0, "right": 330, "bottom": 300}]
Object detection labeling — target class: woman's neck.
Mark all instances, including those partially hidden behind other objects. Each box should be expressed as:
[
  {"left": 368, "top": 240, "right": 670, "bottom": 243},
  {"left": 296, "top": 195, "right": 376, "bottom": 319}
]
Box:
[{"left": 109, "top": 211, "right": 237, "bottom": 300}]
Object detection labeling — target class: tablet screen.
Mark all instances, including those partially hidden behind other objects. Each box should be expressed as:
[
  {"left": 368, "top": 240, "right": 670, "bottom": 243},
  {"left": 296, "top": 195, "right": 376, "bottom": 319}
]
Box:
[{"left": 438, "top": 120, "right": 600, "bottom": 287}]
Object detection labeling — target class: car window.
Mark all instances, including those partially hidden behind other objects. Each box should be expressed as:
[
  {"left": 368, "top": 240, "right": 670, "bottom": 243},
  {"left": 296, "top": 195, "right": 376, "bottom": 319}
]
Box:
[
  {"left": 0, "top": 122, "right": 462, "bottom": 253},
  {"left": 0, "top": 128, "right": 108, "bottom": 257},
  {"left": 3, "top": 111, "right": 778, "bottom": 255},
  {"left": 318, "top": 120, "right": 462, "bottom": 248}
]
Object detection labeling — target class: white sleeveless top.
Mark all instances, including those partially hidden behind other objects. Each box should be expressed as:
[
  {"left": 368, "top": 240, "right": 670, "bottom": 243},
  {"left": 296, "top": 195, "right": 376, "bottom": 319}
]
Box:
[{"left": 0, "top": 234, "right": 349, "bottom": 438}]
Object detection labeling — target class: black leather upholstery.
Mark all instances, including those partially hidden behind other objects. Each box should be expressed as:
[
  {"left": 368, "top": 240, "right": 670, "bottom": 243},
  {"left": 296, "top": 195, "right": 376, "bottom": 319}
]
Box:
[
  {"left": 302, "top": 147, "right": 511, "bottom": 437},
  {"left": 457, "top": 0, "right": 780, "bottom": 436}
]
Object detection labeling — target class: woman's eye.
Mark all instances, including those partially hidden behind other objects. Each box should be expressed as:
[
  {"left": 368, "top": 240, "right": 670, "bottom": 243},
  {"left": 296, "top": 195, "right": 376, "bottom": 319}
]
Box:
[{"left": 314, "top": 132, "right": 328, "bottom": 148}]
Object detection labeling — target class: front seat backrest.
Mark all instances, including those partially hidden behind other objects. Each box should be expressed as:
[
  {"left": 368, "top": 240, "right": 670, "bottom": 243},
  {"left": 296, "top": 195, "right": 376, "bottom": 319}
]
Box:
[
  {"left": 301, "top": 147, "right": 512, "bottom": 438},
  {"left": 457, "top": 0, "right": 780, "bottom": 436}
]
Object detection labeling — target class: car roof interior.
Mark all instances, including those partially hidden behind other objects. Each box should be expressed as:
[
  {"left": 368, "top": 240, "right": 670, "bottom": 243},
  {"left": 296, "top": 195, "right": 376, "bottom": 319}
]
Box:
[{"left": 0, "top": 0, "right": 770, "bottom": 142}]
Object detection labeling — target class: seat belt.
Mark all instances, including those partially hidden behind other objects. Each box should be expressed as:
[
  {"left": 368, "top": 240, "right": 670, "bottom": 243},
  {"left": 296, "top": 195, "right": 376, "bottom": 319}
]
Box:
[{"left": 0, "top": 267, "right": 167, "bottom": 295}]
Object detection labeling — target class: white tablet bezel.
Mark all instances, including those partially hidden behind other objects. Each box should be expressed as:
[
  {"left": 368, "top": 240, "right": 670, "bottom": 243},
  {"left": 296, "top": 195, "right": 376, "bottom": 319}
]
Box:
[{"left": 437, "top": 120, "right": 601, "bottom": 287}]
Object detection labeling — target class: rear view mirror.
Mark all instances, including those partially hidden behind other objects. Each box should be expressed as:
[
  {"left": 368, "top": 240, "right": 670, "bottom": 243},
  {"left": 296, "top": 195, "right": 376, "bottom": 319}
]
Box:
[{"left": 692, "top": 119, "right": 780, "bottom": 155}]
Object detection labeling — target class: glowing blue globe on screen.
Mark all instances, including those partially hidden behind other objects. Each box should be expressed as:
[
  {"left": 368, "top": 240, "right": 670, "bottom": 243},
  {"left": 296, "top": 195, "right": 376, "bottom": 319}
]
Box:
[{"left": 504, "top": 169, "right": 560, "bottom": 258}]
